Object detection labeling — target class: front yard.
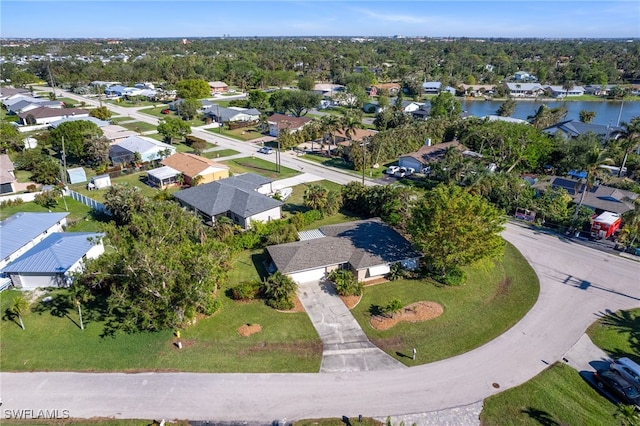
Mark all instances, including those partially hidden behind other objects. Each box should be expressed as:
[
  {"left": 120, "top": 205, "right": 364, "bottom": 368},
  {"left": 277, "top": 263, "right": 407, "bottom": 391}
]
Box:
[{"left": 222, "top": 156, "right": 301, "bottom": 179}]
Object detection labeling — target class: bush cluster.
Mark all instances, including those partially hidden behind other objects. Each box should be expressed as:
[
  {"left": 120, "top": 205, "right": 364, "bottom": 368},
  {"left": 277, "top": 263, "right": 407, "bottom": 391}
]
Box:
[{"left": 327, "top": 269, "right": 363, "bottom": 297}]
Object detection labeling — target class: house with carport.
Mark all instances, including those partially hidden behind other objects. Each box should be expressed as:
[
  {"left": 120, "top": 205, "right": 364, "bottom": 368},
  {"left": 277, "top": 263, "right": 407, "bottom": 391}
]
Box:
[
  {"left": 147, "top": 152, "right": 229, "bottom": 188},
  {"left": 268, "top": 114, "right": 312, "bottom": 137},
  {"left": 173, "top": 173, "right": 282, "bottom": 229},
  {"left": 266, "top": 219, "right": 421, "bottom": 284}
]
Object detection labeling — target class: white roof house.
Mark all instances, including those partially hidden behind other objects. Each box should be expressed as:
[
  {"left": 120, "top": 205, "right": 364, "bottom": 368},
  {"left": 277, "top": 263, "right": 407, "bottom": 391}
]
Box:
[
  {"left": 2, "top": 232, "right": 105, "bottom": 290},
  {"left": 504, "top": 82, "right": 545, "bottom": 97},
  {"left": 109, "top": 135, "right": 176, "bottom": 164},
  {"left": 0, "top": 212, "right": 69, "bottom": 270},
  {"left": 545, "top": 85, "right": 586, "bottom": 97}
]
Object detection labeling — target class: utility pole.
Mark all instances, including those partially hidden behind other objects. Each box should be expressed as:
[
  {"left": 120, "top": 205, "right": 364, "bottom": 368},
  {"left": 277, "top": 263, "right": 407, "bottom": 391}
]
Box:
[
  {"left": 360, "top": 137, "right": 370, "bottom": 185},
  {"left": 61, "top": 136, "right": 67, "bottom": 184}
]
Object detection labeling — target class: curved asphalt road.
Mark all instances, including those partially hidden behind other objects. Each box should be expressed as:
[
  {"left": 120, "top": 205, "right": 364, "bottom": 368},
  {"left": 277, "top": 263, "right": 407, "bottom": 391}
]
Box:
[{"left": 2, "top": 223, "right": 638, "bottom": 422}]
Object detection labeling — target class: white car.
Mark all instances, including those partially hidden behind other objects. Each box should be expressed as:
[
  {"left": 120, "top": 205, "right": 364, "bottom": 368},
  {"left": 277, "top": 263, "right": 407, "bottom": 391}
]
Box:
[
  {"left": 385, "top": 166, "right": 400, "bottom": 175},
  {"left": 394, "top": 167, "right": 415, "bottom": 178}
]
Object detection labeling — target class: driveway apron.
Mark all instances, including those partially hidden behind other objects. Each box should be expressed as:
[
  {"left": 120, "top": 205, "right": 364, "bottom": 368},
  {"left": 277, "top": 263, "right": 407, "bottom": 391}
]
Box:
[{"left": 297, "top": 278, "right": 406, "bottom": 373}]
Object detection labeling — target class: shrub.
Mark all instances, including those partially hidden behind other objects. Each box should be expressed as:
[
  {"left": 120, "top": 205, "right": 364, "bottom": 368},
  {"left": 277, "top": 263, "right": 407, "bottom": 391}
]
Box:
[
  {"left": 231, "top": 280, "right": 263, "bottom": 301},
  {"left": 264, "top": 272, "right": 297, "bottom": 310},
  {"left": 387, "top": 263, "right": 406, "bottom": 281},
  {"left": 34, "top": 190, "right": 59, "bottom": 209},
  {"left": 0, "top": 199, "right": 24, "bottom": 208},
  {"left": 26, "top": 184, "right": 38, "bottom": 193},
  {"left": 441, "top": 267, "right": 467, "bottom": 286},
  {"left": 328, "top": 269, "right": 362, "bottom": 296},
  {"left": 384, "top": 298, "right": 404, "bottom": 316}
]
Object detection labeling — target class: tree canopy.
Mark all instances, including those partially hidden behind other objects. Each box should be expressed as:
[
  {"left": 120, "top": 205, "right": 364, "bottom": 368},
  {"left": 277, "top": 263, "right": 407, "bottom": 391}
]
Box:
[
  {"left": 50, "top": 120, "right": 103, "bottom": 160},
  {"left": 157, "top": 117, "right": 191, "bottom": 143},
  {"left": 408, "top": 183, "right": 506, "bottom": 277},
  {"left": 268, "top": 90, "right": 321, "bottom": 117},
  {"left": 77, "top": 197, "right": 232, "bottom": 332},
  {"left": 176, "top": 79, "right": 210, "bottom": 99}
]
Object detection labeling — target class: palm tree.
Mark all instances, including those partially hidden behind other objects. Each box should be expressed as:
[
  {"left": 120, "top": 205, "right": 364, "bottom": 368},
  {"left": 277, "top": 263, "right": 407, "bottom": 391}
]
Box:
[
  {"left": 11, "top": 294, "right": 29, "bottom": 330},
  {"left": 320, "top": 115, "right": 340, "bottom": 155},
  {"left": 615, "top": 404, "right": 640, "bottom": 426},
  {"left": 618, "top": 117, "right": 640, "bottom": 177},
  {"left": 569, "top": 148, "right": 614, "bottom": 232},
  {"left": 69, "top": 284, "right": 89, "bottom": 330},
  {"left": 618, "top": 199, "right": 640, "bottom": 249},
  {"left": 340, "top": 111, "right": 364, "bottom": 142},
  {"left": 562, "top": 80, "right": 575, "bottom": 100}
]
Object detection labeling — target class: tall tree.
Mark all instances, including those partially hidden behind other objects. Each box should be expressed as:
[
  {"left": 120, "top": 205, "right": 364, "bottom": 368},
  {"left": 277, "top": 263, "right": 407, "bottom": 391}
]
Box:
[
  {"left": 50, "top": 120, "right": 102, "bottom": 160},
  {"left": 157, "top": 117, "right": 191, "bottom": 143},
  {"left": 496, "top": 98, "right": 516, "bottom": 117},
  {"left": 618, "top": 117, "right": 640, "bottom": 177},
  {"left": 429, "top": 92, "right": 461, "bottom": 119},
  {"left": 178, "top": 98, "right": 201, "bottom": 120},
  {"left": 176, "top": 79, "right": 210, "bottom": 99},
  {"left": 579, "top": 110, "right": 596, "bottom": 123},
  {"left": 409, "top": 183, "right": 506, "bottom": 277}
]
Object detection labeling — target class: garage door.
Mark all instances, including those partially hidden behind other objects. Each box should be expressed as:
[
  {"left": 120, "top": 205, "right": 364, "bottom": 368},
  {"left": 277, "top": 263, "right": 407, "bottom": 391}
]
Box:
[{"left": 289, "top": 268, "right": 326, "bottom": 283}]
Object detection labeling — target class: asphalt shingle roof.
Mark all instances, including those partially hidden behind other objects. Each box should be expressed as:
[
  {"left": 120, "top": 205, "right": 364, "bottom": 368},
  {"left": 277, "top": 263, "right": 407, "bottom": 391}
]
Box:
[
  {"left": 267, "top": 219, "right": 421, "bottom": 274},
  {"left": 2, "top": 232, "right": 103, "bottom": 274}
]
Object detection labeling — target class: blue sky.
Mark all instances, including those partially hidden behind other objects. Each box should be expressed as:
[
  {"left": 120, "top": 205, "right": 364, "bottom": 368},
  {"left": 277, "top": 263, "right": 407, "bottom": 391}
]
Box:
[{"left": 1, "top": 1, "right": 639, "bottom": 39}]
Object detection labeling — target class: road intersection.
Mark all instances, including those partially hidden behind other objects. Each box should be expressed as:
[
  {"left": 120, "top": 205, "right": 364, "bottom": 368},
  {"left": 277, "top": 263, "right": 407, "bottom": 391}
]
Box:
[{"left": 3, "top": 89, "right": 638, "bottom": 422}]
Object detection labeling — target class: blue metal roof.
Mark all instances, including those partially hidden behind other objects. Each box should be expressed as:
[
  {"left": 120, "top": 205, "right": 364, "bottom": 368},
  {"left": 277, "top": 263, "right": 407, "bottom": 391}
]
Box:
[
  {"left": 0, "top": 212, "right": 69, "bottom": 260},
  {"left": 2, "top": 232, "right": 103, "bottom": 274}
]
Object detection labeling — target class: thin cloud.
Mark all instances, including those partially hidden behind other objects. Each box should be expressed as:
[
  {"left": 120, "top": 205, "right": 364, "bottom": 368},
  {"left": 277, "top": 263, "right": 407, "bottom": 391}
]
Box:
[{"left": 354, "top": 7, "right": 430, "bottom": 24}]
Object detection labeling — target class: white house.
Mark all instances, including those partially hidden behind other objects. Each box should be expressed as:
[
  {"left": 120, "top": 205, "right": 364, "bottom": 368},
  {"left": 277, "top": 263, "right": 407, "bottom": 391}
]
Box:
[
  {"left": 2, "top": 232, "right": 105, "bottom": 290},
  {"left": 17, "top": 107, "right": 90, "bottom": 125},
  {"left": 0, "top": 212, "right": 69, "bottom": 270},
  {"left": 422, "top": 81, "right": 442, "bottom": 94},
  {"left": 545, "top": 85, "right": 586, "bottom": 98},
  {"left": 504, "top": 82, "right": 545, "bottom": 98},
  {"left": 109, "top": 135, "right": 176, "bottom": 164}
]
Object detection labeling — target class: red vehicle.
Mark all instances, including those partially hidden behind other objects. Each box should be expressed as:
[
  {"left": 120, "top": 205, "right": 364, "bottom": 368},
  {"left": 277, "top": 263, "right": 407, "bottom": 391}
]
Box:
[
  {"left": 161, "top": 109, "right": 170, "bottom": 114},
  {"left": 590, "top": 211, "right": 621, "bottom": 240}
]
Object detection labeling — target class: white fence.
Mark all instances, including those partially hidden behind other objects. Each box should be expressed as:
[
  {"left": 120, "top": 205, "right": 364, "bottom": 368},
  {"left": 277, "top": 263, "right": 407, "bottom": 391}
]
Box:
[
  {"left": 0, "top": 191, "right": 42, "bottom": 204},
  {"left": 66, "top": 189, "right": 110, "bottom": 215}
]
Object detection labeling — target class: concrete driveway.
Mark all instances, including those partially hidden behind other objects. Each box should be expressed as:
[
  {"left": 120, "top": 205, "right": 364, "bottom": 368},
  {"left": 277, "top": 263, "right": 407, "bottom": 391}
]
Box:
[{"left": 297, "top": 279, "right": 405, "bottom": 373}]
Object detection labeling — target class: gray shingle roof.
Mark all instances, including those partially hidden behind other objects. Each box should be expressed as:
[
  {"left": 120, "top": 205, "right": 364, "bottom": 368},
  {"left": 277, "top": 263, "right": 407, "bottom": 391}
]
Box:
[
  {"left": 173, "top": 173, "right": 281, "bottom": 219},
  {"left": 267, "top": 219, "right": 421, "bottom": 274},
  {"left": 0, "top": 213, "right": 69, "bottom": 260},
  {"left": 2, "top": 232, "right": 103, "bottom": 273},
  {"left": 543, "top": 120, "right": 622, "bottom": 139}
]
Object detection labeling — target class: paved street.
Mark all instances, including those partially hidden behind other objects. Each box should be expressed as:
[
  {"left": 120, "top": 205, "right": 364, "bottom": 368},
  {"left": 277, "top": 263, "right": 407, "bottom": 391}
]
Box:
[{"left": 2, "top": 223, "right": 638, "bottom": 422}]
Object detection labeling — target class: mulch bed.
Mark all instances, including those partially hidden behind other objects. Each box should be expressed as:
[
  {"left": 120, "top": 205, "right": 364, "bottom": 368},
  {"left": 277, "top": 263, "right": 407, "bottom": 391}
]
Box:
[
  {"left": 339, "top": 294, "right": 362, "bottom": 309},
  {"left": 238, "top": 324, "right": 263, "bottom": 337},
  {"left": 370, "top": 301, "right": 444, "bottom": 331}
]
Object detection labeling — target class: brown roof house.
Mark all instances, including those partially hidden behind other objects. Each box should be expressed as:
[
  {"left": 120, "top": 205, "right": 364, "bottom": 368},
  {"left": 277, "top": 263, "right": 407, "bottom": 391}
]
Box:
[
  {"left": 398, "top": 139, "right": 477, "bottom": 173},
  {"left": 368, "top": 82, "right": 401, "bottom": 96},
  {"left": 18, "top": 106, "right": 89, "bottom": 125},
  {"left": 0, "top": 154, "right": 17, "bottom": 194},
  {"left": 147, "top": 152, "right": 230, "bottom": 188},
  {"left": 268, "top": 113, "right": 313, "bottom": 137},
  {"left": 266, "top": 219, "right": 421, "bottom": 283},
  {"left": 209, "top": 81, "right": 229, "bottom": 94}
]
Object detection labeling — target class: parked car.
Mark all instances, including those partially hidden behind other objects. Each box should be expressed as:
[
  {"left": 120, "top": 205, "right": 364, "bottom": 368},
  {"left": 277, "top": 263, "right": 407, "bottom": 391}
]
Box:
[
  {"left": 394, "top": 167, "right": 415, "bottom": 178},
  {"left": 593, "top": 369, "right": 640, "bottom": 408},
  {"left": 385, "top": 166, "right": 400, "bottom": 175},
  {"left": 161, "top": 109, "right": 170, "bottom": 114},
  {"left": 258, "top": 147, "right": 273, "bottom": 154},
  {"left": 611, "top": 358, "right": 640, "bottom": 388}
]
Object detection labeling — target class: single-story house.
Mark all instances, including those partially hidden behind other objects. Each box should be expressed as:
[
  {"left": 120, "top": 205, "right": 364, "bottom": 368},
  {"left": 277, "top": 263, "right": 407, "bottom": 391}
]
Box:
[
  {"left": 206, "top": 105, "right": 261, "bottom": 124},
  {"left": 100, "top": 124, "right": 139, "bottom": 143},
  {"left": 0, "top": 212, "right": 69, "bottom": 270},
  {"left": 2, "top": 94, "right": 44, "bottom": 109},
  {"left": 545, "top": 85, "right": 585, "bottom": 98},
  {"left": 169, "top": 98, "right": 217, "bottom": 112},
  {"left": 66, "top": 167, "right": 87, "bottom": 184},
  {"left": 17, "top": 107, "right": 90, "bottom": 125},
  {"left": 367, "top": 83, "right": 401, "bottom": 96},
  {"left": 268, "top": 113, "right": 313, "bottom": 137},
  {"left": 49, "top": 116, "right": 109, "bottom": 129},
  {"left": 155, "top": 152, "right": 229, "bottom": 187},
  {"left": 514, "top": 71, "right": 537, "bottom": 82},
  {"left": 533, "top": 176, "right": 639, "bottom": 214},
  {"left": 398, "top": 140, "right": 471, "bottom": 172},
  {"left": 2, "top": 232, "right": 105, "bottom": 290},
  {"left": 312, "top": 83, "right": 345, "bottom": 98},
  {"left": 109, "top": 135, "right": 176, "bottom": 164},
  {"left": 423, "top": 81, "right": 442, "bottom": 94},
  {"left": 0, "top": 87, "right": 30, "bottom": 100},
  {"left": 146, "top": 166, "right": 181, "bottom": 188},
  {"left": 584, "top": 85, "right": 616, "bottom": 96},
  {"left": 7, "top": 99, "right": 62, "bottom": 115},
  {"left": 266, "top": 219, "right": 421, "bottom": 283},
  {"left": 504, "top": 83, "right": 545, "bottom": 98},
  {"left": 0, "top": 154, "right": 17, "bottom": 194},
  {"left": 460, "top": 84, "right": 496, "bottom": 97},
  {"left": 173, "top": 173, "right": 282, "bottom": 229},
  {"left": 481, "top": 115, "right": 530, "bottom": 125},
  {"left": 209, "top": 81, "right": 229, "bottom": 93},
  {"left": 543, "top": 120, "right": 623, "bottom": 141}
]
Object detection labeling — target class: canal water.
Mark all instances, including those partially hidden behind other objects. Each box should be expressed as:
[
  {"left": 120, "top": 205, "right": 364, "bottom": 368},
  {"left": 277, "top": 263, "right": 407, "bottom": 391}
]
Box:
[{"left": 461, "top": 99, "right": 640, "bottom": 126}]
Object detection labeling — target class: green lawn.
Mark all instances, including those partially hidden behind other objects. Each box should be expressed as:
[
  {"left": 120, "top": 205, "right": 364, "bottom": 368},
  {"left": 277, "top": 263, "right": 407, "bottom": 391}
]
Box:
[
  {"left": 480, "top": 363, "right": 617, "bottom": 425},
  {"left": 0, "top": 257, "right": 322, "bottom": 372},
  {"left": 119, "top": 121, "right": 158, "bottom": 133},
  {"left": 351, "top": 242, "right": 539, "bottom": 365},
  {"left": 108, "top": 116, "right": 129, "bottom": 124},
  {"left": 206, "top": 126, "right": 264, "bottom": 141},
  {"left": 0, "top": 197, "right": 104, "bottom": 232},
  {"left": 67, "top": 170, "right": 175, "bottom": 202},
  {"left": 202, "top": 148, "right": 240, "bottom": 159},
  {"left": 587, "top": 308, "right": 640, "bottom": 363},
  {"left": 222, "top": 157, "right": 301, "bottom": 179},
  {"left": 105, "top": 99, "right": 157, "bottom": 108},
  {"left": 303, "top": 153, "right": 386, "bottom": 179}
]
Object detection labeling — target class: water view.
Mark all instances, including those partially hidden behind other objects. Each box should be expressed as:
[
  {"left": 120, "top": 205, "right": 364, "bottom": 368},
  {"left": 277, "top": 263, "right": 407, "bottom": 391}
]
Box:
[{"left": 461, "top": 99, "right": 640, "bottom": 126}]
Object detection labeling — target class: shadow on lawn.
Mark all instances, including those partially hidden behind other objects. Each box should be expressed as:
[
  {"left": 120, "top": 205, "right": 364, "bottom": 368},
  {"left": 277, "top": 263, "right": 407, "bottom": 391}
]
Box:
[
  {"left": 597, "top": 309, "right": 640, "bottom": 362},
  {"left": 521, "top": 407, "right": 560, "bottom": 426}
]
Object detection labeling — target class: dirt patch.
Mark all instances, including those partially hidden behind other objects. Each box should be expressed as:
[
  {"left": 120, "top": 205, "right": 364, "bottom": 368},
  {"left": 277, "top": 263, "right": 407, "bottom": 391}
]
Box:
[
  {"left": 493, "top": 277, "right": 513, "bottom": 299},
  {"left": 370, "top": 301, "right": 444, "bottom": 331},
  {"left": 339, "top": 294, "right": 362, "bottom": 309},
  {"left": 238, "top": 323, "right": 263, "bottom": 337},
  {"left": 364, "top": 277, "right": 390, "bottom": 286},
  {"left": 172, "top": 338, "right": 196, "bottom": 349}
]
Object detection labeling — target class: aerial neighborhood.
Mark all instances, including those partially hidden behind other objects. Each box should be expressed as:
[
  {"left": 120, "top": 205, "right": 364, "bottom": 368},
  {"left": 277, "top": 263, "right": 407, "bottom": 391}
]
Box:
[{"left": 0, "top": 35, "right": 639, "bottom": 425}]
